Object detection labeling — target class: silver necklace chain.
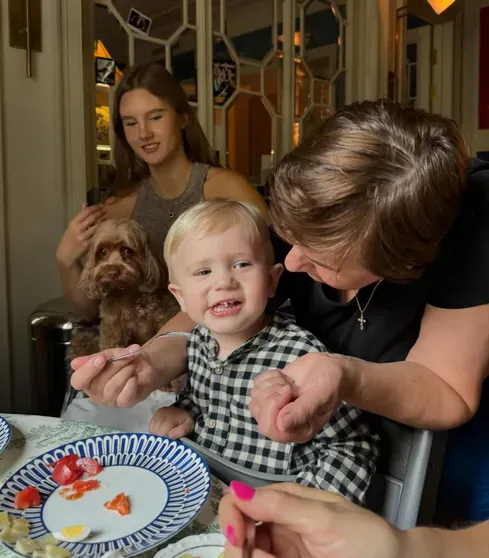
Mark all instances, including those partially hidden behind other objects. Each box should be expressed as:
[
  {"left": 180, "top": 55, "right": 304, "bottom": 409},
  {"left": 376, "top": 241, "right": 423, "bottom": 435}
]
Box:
[{"left": 354, "top": 279, "right": 384, "bottom": 331}]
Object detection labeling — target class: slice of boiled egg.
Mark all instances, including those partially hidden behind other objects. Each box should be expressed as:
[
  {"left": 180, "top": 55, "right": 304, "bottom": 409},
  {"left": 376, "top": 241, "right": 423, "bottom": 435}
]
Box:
[{"left": 53, "top": 525, "right": 91, "bottom": 542}]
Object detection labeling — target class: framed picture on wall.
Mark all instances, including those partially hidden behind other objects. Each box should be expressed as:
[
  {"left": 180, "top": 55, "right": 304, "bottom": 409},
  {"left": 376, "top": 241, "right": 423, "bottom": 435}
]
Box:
[
  {"left": 213, "top": 61, "right": 237, "bottom": 106},
  {"left": 127, "top": 7, "right": 152, "bottom": 36},
  {"left": 95, "top": 57, "right": 116, "bottom": 86}
]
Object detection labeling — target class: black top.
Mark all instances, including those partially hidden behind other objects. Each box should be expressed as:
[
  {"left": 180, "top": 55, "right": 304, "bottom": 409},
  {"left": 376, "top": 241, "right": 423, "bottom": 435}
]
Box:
[{"left": 270, "top": 159, "right": 489, "bottom": 364}]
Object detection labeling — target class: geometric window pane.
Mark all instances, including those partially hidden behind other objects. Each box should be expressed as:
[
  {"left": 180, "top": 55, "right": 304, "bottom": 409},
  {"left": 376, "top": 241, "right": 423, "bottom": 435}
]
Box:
[
  {"left": 211, "top": 0, "right": 279, "bottom": 180},
  {"left": 228, "top": 1, "right": 275, "bottom": 61},
  {"left": 112, "top": 0, "right": 184, "bottom": 41},
  {"left": 134, "top": 37, "right": 165, "bottom": 67},
  {"left": 304, "top": 0, "right": 341, "bottom": 80},
  {"left": 172, "top": 28, "right": 197, "bottom": 102},
  {"left": 240, "top": 63, "right": 261, "bottom": 94},
  {"left": 264, "top": 55, "right": 283, "bottom": 116},
  {"left": 213, "top": 35, "right": 235, "bottom": 62},
  {"left": 212, "top": 0, "right": 223, "bottom": 33},
  {"left": 150, "top": 1, "right": 184, "bottom": 40},
  {"left": 313, "top": 80, "right": 329, "bottom": 105},
  {"left": 226, "top": 93, "right": 272, "bottom": 184},
  {"left": 95, "top": 3, "right": 129, "bottom": 68},
  {"left": 111, "top": 0, "right": 131, "bottom": 22},
  {"left": 295, "top": 62, "right": 311, "bottom": 117}
]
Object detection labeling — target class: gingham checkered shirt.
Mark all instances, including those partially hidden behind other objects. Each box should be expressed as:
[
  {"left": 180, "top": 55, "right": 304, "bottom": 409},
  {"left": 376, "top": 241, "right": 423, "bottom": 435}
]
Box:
[{"left": 176, "top": 313, "right": 380, "bottom": 504}]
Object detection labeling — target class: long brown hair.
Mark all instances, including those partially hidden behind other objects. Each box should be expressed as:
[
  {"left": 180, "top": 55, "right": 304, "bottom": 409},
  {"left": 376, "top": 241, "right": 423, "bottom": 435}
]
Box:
[
  {"left": 270, "top": 100, "right": 468, "bottom": 282},
  {"left": 109, "top": 62, "right": 217, "bottom": 196}
]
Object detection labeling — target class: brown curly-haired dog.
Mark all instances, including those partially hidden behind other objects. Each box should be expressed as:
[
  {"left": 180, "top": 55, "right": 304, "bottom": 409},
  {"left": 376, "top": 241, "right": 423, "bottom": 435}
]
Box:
[{"left": 70, "top": 219, "right": 182, "bottom": 391}]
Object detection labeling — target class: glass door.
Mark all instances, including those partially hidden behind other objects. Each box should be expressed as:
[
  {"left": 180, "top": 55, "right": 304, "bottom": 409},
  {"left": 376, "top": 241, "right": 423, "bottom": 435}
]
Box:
[
  {"left": 292, "top": 0, "right": 346, "bottom": 143},
  {"left": 93, "top": 0, "right": 349, "bottom": 191},
  {"left": 211, "top": 0, "right": 283, "bottom": 186},
  {"left": 94, "top": 0, "right": 198, "bottom": 192}
]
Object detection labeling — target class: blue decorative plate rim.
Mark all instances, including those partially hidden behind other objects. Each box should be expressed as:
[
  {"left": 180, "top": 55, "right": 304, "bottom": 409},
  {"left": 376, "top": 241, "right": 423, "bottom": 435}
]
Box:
[
  {"left": 154, "top": 533, "right": 226, "bottom": 558},
  {"left": 0, "top": 416, "right": 11, "bottom": 454},
  {"left": 0, "top": 433, "right": 211, "bottom": 558}
]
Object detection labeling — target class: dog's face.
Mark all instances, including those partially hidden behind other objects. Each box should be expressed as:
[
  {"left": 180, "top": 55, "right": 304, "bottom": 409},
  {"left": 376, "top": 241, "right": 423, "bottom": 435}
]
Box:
[{"left": 79, "top": 219, "right": 164, "bottom": 299}]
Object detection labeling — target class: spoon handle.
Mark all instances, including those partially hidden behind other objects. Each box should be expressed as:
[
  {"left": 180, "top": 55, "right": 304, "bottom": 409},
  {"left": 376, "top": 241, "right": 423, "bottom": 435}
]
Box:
[{"left": 105, "top": 331, "right": 192, "bottom": 363}]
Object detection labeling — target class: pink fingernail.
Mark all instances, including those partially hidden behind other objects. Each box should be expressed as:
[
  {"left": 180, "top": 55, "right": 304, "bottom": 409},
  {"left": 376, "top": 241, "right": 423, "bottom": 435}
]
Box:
[
  {"left": 93, "top": 355, "right": 105, "bottom": 367},
  {"left": 230, "top": 480, "right": 255, "bottom": 501},
  {"left": 225, "top": 524, "right": 237, "bottom": 547}
]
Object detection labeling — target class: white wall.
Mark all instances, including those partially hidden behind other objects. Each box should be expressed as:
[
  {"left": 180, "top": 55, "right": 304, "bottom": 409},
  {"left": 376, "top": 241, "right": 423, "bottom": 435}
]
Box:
[
  {"left": 0, "top": 0, "right": 91, "bottom": 413},
  {"left": 461, "top": 0, "right": 489, "bottom": 154},
  {"left": 432, "top": 21, "right": 454, "bottom": 118},
  {"left": 0, "top": 1, "right": 12, "bottom": 412},
  {"left": 406, "top": 26, "right": 431, "bottom": 112}
]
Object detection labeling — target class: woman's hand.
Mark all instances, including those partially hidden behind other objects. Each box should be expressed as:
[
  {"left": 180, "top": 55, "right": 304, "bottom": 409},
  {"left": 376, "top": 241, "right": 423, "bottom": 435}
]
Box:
[
  {"left": 70, "top": 346, "right": 162, "bottom": 408},
  {"left": 219, "top": 482, "right": 403, "bottom": 558},
  {"left": 250, "top": 352, "right": 349, "bottom": 444},
  {"left": 56, "top": 203, "right": 105, "bottom": 268}
]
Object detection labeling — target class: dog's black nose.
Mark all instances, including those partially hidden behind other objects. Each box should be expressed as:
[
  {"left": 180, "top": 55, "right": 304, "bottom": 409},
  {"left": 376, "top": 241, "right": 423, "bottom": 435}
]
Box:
[{"left": 107, "top": 269, "right": 120, "bottom": 279}]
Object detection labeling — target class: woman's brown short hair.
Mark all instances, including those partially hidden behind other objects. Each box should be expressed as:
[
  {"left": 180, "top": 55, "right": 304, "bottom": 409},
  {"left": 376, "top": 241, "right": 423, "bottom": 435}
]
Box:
[{"left": 270, "top": 100, "right": 468, "bottom": 281}]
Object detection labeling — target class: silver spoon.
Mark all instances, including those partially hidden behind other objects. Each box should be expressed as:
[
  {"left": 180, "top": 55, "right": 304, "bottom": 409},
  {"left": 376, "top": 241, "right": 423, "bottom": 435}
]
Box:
[
  {"left": 243, "top": 520, "right": 258, "bottom": 558},
  {"left": 105, "top": 331, "right": 192, "bottom": 363}
]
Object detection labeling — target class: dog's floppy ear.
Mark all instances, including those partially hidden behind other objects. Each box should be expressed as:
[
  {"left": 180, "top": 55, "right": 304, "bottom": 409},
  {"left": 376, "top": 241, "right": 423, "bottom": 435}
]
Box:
[
  {"left": 127, "top": 220, "right": 163, "bottom": 293},
  {"left": 78, "top": 238, "right": 103, "bottom": 299},
  {"left": 140, "top": 241, "right": 163, "bottom": 292}
]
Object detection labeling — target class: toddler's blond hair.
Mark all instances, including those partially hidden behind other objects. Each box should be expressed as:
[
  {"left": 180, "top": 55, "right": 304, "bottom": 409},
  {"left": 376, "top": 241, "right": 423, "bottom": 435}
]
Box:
[{"left": 164, "top": 199, "right": 274, "bottom": 278}]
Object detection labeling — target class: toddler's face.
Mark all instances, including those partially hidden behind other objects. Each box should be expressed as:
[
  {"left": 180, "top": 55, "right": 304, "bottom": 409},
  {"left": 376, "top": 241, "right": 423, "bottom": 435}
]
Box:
[{"left": 168, "top": 224, "right": 282, "bottom": 337}]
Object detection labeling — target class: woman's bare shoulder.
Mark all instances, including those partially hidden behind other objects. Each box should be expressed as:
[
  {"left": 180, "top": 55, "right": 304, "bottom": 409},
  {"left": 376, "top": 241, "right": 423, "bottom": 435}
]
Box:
[
  {"left": 204, "top": 167, "right": 269, "bottom": 219},
  {"left": 102, "top": 188, "right": 139, "bottom": 219}
]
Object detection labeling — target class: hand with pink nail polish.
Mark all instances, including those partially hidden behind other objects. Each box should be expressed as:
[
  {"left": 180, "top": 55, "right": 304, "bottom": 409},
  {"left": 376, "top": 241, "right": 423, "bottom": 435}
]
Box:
[{"left": 219, "top": 482, "right": 404, "bottom": 558}]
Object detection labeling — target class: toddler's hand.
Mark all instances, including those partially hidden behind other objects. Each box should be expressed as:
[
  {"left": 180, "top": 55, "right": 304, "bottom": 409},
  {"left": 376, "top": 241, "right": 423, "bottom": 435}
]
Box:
[
  {"left": 149, "top": 406, "right": 194, "bottom": 439},
  {"left": 249, "top": 369, "right": 296, "bottom": 442},
  {"left": 251, "top": 353, "right": 345, "bottom": 444}
]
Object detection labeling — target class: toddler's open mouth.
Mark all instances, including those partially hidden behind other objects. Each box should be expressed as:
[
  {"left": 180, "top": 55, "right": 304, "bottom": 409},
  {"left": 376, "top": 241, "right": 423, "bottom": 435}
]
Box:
[{"left": 210, "top": 300, "right": 242, "bottom": 316}]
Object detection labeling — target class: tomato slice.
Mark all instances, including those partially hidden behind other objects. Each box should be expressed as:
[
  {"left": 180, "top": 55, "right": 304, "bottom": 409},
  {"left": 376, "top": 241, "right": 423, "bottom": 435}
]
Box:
[
  {"left": 104, "top": 493, "right": 130, "bottom": 516},
  {"left": 15, "top": 486, "right": 41, "bottom": 509},
  {"left": 47, "top": 454, "right": 80, "bottom": 470},
  {"left": 76, "top": 458, "right": 103, "bottom": 476},
  {"left": 51, "top": 458, "right": 82, "bottom": 486}
]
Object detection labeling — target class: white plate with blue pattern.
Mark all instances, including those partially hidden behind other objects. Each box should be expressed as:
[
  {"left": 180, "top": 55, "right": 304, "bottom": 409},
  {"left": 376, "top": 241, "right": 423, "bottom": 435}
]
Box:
[
  {"left": 0, "top": 416, "right": 11, "bottom": 454},
  {"left": 154, "top": 533, "right": 225, "bottom": 558},
  {"left": 0, "top": 433, "right": 211, "bottom": 557}
]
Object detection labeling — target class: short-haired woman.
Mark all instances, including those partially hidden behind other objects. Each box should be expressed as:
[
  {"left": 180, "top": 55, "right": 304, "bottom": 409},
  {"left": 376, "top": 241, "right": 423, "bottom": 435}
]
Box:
[{"left": 70, "top": 101, "right": 489, "bottom": 483}]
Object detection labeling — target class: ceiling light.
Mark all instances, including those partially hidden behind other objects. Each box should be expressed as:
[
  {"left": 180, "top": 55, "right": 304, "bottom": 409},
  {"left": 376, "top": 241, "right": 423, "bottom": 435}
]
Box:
[{"left": 427, "top": 0, "right": 456, "bottom": 15}]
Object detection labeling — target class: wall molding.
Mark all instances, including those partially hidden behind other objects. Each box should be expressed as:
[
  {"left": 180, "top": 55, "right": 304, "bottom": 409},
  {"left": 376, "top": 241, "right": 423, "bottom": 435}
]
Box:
[
  {"left": 59, "top": 0, "right": 96, "bottom": 221},
  {"left": 0, "top": 1, "right": 12, "bottom": 412}
]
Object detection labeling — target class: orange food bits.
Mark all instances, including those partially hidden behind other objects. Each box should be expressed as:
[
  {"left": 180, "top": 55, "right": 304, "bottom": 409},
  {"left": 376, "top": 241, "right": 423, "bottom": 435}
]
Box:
[{"left": 104, "top": 493, "right": 130, "bottom": 516}]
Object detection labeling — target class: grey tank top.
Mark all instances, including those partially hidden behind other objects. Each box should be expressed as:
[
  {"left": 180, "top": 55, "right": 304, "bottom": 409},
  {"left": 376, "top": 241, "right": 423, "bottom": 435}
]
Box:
[{"left": 131, "top": 162, "right": 210, "bottom": 256}]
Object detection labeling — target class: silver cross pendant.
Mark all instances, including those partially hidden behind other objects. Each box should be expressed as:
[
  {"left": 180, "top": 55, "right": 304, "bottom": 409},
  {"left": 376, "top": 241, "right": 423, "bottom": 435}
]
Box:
[{"left": 358, "top": 314, "right": 367, "bottom": 331}]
